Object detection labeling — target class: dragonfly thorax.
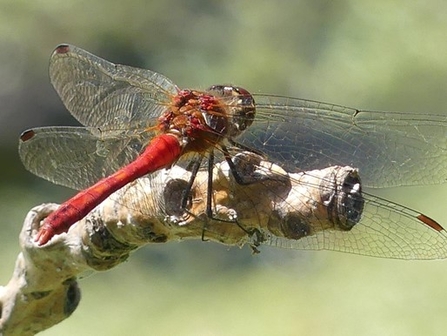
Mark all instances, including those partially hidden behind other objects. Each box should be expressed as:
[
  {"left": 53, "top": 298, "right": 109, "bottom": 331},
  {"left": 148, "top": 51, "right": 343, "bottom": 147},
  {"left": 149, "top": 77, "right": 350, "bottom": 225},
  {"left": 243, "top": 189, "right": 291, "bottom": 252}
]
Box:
[{"left": 159, "top": 89, "right": 231, "bottom": 154}]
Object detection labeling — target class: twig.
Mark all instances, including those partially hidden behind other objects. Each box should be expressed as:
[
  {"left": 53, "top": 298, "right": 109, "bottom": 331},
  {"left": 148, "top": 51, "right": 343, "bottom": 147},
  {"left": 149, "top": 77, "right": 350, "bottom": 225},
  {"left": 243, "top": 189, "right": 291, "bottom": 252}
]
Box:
[{"left": 0, "top": 153, "right": 359, "bottom": 335}]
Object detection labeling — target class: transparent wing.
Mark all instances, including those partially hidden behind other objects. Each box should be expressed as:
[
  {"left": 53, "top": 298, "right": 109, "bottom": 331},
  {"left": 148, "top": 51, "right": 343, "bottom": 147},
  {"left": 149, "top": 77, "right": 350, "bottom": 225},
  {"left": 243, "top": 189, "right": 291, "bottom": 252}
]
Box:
[
  {"left": 265, "top": 191, "right": 447, "bottom": 259},
  {"left": 49, "top": 44, "right": 178, "bottom": 129},
  {"left": 237, "top": 95, "right": 447, "bottom": 188},
  {"left": 19, "top": 126, "right": 151, "bottom": 190}
]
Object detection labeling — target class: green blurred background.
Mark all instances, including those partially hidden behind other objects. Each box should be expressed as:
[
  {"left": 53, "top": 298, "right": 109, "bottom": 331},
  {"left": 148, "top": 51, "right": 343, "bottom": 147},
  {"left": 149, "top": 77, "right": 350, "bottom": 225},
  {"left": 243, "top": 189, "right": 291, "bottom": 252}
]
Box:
[{"left": 1, "top": 1, "right": 447, "bottom": 335}]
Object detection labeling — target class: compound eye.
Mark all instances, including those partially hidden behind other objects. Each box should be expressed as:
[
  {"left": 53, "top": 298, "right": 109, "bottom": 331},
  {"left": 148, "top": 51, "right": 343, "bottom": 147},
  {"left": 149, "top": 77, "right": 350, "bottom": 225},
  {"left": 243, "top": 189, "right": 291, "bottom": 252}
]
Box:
[
  {"left": 206, "top": 85, "right": 226, "bottom": 96},
  {"left": 207, "top": 85, "right": 239, "bottom": 97},
  {"left": 234, "top": 87, "right": 251, "bottom": 96}
]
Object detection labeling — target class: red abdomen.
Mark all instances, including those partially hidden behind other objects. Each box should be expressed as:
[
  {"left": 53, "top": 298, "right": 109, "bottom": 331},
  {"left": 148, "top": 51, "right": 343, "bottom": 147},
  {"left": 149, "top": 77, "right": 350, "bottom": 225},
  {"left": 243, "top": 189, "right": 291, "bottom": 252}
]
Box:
[{"left": 36, "top": 134, "right": 182, "bottom": 245}]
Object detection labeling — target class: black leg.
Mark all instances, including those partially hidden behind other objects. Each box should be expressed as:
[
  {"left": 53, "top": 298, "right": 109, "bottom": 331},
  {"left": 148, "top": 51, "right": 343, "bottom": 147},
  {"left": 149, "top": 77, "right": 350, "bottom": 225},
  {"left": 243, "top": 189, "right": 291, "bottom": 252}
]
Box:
[{"left": 181, "top": 156, "right": 203, "bottom": 210}]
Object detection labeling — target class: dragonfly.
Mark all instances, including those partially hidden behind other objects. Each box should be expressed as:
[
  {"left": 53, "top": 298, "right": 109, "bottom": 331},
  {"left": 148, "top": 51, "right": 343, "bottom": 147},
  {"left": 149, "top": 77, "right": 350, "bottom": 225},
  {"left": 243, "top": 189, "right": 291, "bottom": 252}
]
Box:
[{"left": 19, "top": 44, "right": 447, "bottom": 259}]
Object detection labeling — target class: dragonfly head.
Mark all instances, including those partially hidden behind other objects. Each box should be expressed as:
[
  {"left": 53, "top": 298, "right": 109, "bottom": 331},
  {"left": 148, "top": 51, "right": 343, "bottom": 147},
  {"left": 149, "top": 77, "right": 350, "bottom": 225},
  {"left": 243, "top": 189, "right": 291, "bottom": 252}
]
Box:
[{"left": 207, "top": 85, "right": 256, "bottom": 137}]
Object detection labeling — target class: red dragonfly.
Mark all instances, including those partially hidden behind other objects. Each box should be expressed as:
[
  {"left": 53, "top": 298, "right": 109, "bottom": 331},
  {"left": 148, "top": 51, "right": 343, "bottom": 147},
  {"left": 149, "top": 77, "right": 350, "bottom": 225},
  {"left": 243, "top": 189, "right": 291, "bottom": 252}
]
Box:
[{"left": 19, "top": 44, "right": 447, "bottom": 259}]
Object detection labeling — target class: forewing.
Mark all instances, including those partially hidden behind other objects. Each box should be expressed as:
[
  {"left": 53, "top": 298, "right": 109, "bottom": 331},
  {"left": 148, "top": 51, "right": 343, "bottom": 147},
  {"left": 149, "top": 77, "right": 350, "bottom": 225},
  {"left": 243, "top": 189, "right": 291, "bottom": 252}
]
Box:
[
  {"left": 238, "top": 95, "right": 447, "bottom": 187},
  {"left": 49, "top": 44, "right": 179, "bottom": 129}
]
